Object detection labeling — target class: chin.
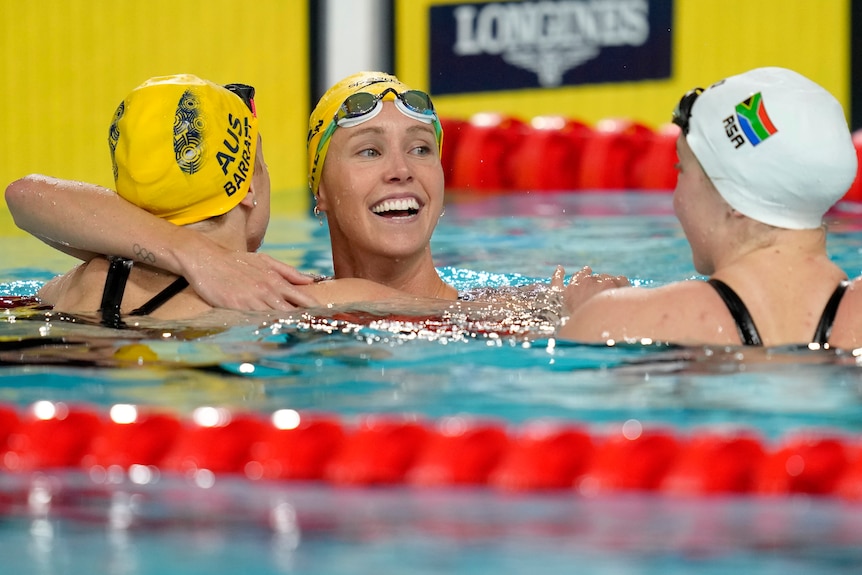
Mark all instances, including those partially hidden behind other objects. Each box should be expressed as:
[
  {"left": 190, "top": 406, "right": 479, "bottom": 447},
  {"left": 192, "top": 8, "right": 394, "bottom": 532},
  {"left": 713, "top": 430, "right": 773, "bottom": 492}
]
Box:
[{"left": 693, "top": 261, "right": 714, "bottom": 276}]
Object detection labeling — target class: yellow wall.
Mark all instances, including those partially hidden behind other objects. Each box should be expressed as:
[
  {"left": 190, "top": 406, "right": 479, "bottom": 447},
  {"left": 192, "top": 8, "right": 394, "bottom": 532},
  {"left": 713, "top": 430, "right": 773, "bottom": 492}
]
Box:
[
  {"left": 1, "top": 0, "right": 310, "bottom": 237},
  {"left": 395, "top": 0, "right": 850, "bottom": 126}
]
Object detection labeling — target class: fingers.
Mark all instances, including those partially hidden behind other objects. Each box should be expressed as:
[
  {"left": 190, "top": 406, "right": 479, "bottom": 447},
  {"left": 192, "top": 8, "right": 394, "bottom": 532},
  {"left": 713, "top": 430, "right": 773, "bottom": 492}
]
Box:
[
  {"left": 565, "top": 267, "right": 629, "bottom": 288},
  {"left": 278, "top": 285, "right": 320, "bottom": 309},
  {"left": 243, "top": 269, "right": 320, "bottom": 311},
  {"left": 183, "top": 250, "right": 322, "bottom": 311},
  {"left": 260, "top": 254, "right": 316, "bottom": 285},
  {"left": 550, "top": 265, "right": 566, "bottom": 289},
  {"left": 566, "top": 266, "right": 593, "bottom": 286},
  {"left": 559, "top": 266, "right": 631, "bottom": 316}
]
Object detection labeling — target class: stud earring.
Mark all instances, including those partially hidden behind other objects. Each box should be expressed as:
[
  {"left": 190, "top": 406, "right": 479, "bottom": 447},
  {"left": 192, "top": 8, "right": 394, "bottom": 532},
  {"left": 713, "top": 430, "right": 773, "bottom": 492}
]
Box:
[{"left": 253, "top": 198, "right": 258, "bottom": 208}]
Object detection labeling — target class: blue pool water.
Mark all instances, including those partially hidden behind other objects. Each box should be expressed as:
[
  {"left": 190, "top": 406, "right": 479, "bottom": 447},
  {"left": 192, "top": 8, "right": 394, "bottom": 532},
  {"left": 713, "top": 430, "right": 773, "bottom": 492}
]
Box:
[{"left": 3, "top": 191, "right": 862, "bottom": 574}]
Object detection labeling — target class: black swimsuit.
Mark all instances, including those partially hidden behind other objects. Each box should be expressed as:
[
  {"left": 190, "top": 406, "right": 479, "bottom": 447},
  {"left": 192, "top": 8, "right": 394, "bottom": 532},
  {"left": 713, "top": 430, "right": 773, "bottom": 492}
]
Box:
[
  {"left": 707, "top": 278, "right": 849, "bottom": 346},
  {"left": 99, "top": 256, "right": 189, "bottom": 328}
]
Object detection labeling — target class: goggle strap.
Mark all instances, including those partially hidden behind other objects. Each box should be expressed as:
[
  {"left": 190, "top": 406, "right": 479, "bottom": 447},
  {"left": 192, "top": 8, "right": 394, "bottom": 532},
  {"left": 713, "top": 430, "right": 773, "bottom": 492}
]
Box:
[{"left": 315, "top": 121, "right": 339, "bottom": 158}]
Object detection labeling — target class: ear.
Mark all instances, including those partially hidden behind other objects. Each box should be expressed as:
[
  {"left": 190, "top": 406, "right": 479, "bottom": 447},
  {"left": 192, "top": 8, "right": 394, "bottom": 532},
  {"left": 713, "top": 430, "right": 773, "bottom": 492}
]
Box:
[
  {"left": 315, "top": 183, "right": 329, "bottom": 212},
  {"left": 239, "top": 189, "right": 256, "bottom": 208}
]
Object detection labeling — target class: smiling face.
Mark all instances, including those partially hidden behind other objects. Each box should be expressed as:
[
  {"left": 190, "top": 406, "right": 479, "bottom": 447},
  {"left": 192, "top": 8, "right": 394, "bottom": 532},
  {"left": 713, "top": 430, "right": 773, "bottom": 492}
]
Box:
[{"left": 316, "top": 101, "right": 445, "bottom": 266}]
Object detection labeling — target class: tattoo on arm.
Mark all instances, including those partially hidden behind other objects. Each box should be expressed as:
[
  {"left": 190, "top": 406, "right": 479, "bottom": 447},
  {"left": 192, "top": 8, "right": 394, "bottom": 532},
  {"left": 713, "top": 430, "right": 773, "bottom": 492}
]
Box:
[{"left": 133, "top": 244, "right": 157, "bottom": 264}]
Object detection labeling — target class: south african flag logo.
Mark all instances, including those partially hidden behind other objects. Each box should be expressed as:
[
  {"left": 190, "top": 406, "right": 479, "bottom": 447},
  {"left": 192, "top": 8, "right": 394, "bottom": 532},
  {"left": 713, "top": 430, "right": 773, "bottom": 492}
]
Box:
[{"left": 735, "top": 93, "right": 778, "bottom": 146}]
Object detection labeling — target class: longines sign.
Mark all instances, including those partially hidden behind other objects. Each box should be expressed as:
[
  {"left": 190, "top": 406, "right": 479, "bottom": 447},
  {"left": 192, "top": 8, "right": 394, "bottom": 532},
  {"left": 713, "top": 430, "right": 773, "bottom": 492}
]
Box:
[{"left": 429, "top": 0, "right": 672, "bottom": 94}]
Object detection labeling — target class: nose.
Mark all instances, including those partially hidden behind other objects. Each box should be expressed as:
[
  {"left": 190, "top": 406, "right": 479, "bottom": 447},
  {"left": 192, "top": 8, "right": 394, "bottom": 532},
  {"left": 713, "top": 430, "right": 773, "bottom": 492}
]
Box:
[{"left": 383, "top": 150, "right": 413, "bottom": 183}]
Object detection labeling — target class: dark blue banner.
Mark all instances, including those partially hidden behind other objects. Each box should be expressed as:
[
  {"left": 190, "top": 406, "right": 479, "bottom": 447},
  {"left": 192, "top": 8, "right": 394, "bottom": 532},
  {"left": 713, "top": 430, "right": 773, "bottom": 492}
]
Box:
[{"left": 429, "top": 0, "right": 673, "bottom": 95}]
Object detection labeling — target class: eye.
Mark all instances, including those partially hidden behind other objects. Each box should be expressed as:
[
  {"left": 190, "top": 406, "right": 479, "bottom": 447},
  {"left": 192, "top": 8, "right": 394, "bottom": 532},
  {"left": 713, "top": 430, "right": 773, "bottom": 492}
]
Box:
[
  {"left": 357, "top": 147, "right": 380, "bottom": 158},
  {"left": 411, "top": 144, "right": 433, "bottom": 156}
]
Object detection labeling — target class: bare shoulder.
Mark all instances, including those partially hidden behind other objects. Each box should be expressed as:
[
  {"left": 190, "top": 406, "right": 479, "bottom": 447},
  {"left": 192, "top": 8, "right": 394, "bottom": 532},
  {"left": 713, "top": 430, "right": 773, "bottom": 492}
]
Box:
[
  {"left": 558, "top": 280, "right": 736, "bottom": 344},
  {"left": 302, "top": 278, "right": 413, "bottom": 306},
  {"left": 37, "top": 262, "right": 93, "bottom": 306},
  {"left": 36, "top": 272, "right": 71, "bottom": 306}
]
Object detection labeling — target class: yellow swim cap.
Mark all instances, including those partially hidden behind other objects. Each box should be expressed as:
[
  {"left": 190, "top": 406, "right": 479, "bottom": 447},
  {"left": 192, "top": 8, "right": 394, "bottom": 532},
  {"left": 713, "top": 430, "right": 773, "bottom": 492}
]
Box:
[
  {"left": 306, "top": 71, "right": 443, "bottom": 197},
  {"left": 109, "top": 74, "right": 259, "bottom": 226}
]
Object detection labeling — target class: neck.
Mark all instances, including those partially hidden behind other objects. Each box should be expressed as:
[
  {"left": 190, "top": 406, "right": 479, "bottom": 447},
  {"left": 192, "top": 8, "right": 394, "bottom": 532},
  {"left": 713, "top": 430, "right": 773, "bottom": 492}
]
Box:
[
  {"left": 713, "top": 225, "right": 834, "bottom": 275},
  {"left": 187, "top": 210, "right": 250, "bottom": 253}
]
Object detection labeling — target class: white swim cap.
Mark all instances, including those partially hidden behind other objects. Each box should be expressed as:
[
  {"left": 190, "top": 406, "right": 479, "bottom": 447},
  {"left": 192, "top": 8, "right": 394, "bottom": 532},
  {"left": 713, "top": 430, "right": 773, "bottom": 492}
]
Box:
[{"left": 684, "top": 67, "right": 858, "bottom": 229}]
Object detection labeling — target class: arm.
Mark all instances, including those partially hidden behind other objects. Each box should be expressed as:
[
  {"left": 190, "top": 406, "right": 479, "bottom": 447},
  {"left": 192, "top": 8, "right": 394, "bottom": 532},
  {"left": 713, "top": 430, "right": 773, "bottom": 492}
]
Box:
[
  {"left": 5, "top": 175, "right": 318, "bottom": 310},
  {"left": 550, "top": 265, "right": 630, "bottom": 316},
  {"left": 6, "top": 175, "right": 123, "bottom": 261}
]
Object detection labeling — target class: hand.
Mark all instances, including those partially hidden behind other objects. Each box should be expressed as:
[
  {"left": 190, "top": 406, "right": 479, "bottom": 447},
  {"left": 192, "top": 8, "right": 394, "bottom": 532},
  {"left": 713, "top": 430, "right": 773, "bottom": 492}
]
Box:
[
  {"left": 551, "top": 265, "right": 630, "bottom": 315},
  {"left": 182, "top": 247, "right": 320, "bottom": 311}
]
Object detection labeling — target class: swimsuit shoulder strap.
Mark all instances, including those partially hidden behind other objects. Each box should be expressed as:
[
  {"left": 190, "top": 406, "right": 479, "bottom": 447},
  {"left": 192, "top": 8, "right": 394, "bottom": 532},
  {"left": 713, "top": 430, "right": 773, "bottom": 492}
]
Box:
[
  {"left": 706, "top": 278, "right": 763, "bottom": 346},
  {"left": 129, "top": 277, "right": 190, "bottom": 317},
  {"left": 99, "top": 256, "right": 133, "bottom": 329},
  {"left": 811, "top": 280, "right": 850, "bottom": 345},
  {"left": 98, "top": 256, "right": 190, "bottom": 325}
]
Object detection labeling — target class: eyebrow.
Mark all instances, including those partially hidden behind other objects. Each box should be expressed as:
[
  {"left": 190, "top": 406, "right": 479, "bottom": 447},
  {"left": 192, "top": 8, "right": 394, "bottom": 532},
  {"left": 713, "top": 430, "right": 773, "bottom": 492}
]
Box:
[{"left": 346, "top": 124, "right": 436, "bottom": 140}]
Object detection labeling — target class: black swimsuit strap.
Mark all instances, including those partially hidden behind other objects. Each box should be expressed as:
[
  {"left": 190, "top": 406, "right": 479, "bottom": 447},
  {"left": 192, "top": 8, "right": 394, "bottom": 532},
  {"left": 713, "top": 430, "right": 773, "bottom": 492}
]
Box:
[
  {"left": 99, "top": 256, "right": 134, "bottom": 329},
  {"left": 811, "top": 280, "right": 849, "bottom": 345},
  {"left": 129, "top": 277, "right": 190, "bottom": 316},
  {"left": 706, "top": 278, "right": 763, "bottom": 346},
  {"left": 98, "top": 256, "right": 189, "bottom": 326}
]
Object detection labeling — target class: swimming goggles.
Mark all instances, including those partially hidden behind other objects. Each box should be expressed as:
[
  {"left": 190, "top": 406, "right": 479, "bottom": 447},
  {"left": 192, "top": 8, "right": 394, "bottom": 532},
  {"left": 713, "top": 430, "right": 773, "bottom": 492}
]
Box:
[
  {"left": 316, "top": 87, "right": 442, "bottom": 156},
  {"left": 335, "top": 87, "right": 438, "bottom": 128},
  {"left": 224, "top": 83, "right": 256, "bottom": 117},
  {"left": 672, "top": 87, "right": 703, "bottom": 135}
]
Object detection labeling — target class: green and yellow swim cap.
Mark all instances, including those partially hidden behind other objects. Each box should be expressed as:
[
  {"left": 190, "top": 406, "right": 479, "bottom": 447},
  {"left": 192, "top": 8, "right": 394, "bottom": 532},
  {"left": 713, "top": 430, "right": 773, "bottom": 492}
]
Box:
[{"left": 306, "top": 71, "right": 443, "bottom": 197}]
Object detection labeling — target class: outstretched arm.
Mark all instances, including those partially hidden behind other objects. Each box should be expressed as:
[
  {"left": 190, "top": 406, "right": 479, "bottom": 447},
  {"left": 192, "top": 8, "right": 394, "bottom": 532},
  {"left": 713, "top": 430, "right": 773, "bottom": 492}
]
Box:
[
  {"left": 5, "top": 174, "right": 318, "bottom": 310},
  {"left": 550, "top": 265, "right": 630, "bottom": 315}
]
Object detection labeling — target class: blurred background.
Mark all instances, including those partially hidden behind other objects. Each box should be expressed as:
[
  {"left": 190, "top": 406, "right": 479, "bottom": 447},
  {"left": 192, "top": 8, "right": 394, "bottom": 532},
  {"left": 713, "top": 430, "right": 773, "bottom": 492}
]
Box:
[{"left": 2, "top": 0, "right": 859, "bottom": 236}]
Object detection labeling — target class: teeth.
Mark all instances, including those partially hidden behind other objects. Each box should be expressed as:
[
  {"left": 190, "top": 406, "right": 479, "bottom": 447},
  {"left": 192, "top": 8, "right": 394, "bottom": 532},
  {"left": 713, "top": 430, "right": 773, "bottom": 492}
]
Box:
[{"left": 371, "top": 198, "right": 420, "bottom": 214}]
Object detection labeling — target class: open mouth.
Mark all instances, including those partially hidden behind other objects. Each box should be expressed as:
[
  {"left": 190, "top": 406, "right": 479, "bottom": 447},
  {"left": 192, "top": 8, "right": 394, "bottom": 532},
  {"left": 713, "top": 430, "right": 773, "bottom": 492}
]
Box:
[{"left": 370, "top": 197, "right": 421, "bottom": 218}]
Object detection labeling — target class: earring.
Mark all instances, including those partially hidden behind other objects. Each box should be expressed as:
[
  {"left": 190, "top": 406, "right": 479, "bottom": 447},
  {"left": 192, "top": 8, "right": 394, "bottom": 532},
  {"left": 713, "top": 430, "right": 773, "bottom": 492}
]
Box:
[
  {"left": 440, "top": 208, "right": 445, "bottom": 218},
  {"left": 253, "top": 198, "right": 258, "bottom": 208},
  {"left": 313, "top": 204, "right": 324, "bottom": 226}
]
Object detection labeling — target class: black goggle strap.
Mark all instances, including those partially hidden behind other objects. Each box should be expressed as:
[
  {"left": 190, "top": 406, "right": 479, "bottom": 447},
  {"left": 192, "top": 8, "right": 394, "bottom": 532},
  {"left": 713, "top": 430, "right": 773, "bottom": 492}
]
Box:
[
  {"left": 672, "top": 87, "right": 704, "bottom": 135},
  {"left": 225, "top": 83, "right": 256, "bottom": 117}
]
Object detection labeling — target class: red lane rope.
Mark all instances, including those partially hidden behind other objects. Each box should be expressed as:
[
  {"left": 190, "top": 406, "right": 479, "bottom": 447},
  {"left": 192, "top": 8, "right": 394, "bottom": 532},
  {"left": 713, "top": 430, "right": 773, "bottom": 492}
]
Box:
[{"left": 2, "top": 401, "right": 862, "bottom": 498}]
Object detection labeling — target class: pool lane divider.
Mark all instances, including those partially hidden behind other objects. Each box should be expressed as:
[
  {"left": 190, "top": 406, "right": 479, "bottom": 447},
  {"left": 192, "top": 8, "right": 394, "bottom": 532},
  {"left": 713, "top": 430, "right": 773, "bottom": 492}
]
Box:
[{"left": 1, "top": 401, "right": 862, "bottom": 498}]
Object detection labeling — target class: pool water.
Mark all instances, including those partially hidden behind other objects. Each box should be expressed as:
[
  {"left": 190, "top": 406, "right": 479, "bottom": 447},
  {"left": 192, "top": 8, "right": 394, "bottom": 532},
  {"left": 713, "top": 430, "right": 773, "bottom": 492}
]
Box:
[{"left": 2, "top": 191, "right": 862, "bottom": 574}]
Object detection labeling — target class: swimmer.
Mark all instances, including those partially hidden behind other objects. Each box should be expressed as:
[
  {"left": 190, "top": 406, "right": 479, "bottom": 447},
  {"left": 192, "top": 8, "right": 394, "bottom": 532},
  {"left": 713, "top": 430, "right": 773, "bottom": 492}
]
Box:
[
  {"left": 5, "top": 75, "right": 410, "bottom": 324},
  {"left": 304, "top": 72, "right": 624, "bottom": 308},
  {"left": 307, "top": 71, "right": 458, "bottom": 299},
  {"left": 559, "top": 67, "right": 862, "bottom": 348}
]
